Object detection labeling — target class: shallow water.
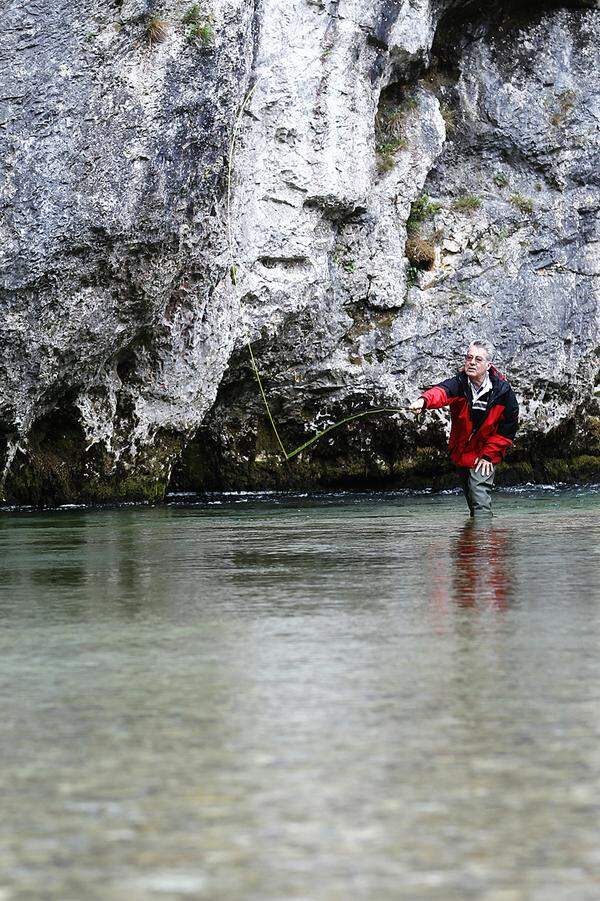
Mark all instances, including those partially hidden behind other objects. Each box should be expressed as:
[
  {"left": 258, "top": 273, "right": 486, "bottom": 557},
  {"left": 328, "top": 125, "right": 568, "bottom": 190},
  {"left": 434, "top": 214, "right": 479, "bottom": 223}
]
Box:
[{"left": 1, "top": 486, "right": 599, "bottom": 900}]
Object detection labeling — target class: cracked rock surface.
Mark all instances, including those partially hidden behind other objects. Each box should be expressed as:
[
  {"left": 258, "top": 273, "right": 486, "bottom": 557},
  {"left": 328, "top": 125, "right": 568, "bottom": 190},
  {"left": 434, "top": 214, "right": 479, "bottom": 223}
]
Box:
[{"left": 1, "top": 0, "right": 599, "bottom": 502}]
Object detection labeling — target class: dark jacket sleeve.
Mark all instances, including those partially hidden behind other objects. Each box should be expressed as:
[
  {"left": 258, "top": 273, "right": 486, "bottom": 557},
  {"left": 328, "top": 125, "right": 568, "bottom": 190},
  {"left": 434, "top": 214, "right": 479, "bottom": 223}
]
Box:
[{"left": 420, "top": 375, "right": 463, "bottom": 410}]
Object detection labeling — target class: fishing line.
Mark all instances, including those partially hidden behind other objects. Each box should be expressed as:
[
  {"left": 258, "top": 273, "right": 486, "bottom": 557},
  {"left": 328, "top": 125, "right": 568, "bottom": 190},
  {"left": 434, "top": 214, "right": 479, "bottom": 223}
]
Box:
[{"left": 225, "top": 81, "right": 416, "bottom": 462}]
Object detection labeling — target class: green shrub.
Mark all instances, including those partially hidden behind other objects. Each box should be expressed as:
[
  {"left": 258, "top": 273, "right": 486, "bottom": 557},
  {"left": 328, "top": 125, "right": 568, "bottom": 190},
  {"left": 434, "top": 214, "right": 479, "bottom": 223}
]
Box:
[{"left": 186, "top": 21, "right": 214, "bottom": 45}]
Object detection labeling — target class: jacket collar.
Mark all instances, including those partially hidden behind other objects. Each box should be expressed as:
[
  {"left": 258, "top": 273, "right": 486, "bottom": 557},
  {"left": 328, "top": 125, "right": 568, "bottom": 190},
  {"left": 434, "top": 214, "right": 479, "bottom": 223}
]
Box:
[{"left": 458, "top": 365, "right": 509, "bottom": 400}]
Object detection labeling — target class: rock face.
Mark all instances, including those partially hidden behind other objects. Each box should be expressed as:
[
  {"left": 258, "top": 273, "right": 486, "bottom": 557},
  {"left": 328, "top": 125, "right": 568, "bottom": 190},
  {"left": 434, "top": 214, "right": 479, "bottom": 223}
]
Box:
[
  {"left": 1, "top": 0, "right": 599, "bottom": 503},
  {"left": 1, "top": 0, "right": 254, "bottom": 501}
]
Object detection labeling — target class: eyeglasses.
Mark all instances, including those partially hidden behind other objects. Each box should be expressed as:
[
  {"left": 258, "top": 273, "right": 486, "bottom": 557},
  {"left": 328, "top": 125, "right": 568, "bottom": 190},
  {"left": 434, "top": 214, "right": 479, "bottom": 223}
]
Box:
[{"left": 464, "top": 355, "right": 486, "bottom": 363}]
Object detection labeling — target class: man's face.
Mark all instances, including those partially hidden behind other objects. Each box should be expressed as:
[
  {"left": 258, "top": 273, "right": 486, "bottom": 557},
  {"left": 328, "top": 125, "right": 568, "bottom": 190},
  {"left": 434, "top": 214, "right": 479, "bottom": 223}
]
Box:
[{"left": 464, "top": 344, "right": 490, "bottom": 379}]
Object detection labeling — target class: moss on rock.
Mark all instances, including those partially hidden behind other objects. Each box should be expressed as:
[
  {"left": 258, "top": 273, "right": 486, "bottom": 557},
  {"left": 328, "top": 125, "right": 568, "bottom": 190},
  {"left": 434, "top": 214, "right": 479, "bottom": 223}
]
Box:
[{"left": 3, "top": 405, "right": 183, "bottom": 507}]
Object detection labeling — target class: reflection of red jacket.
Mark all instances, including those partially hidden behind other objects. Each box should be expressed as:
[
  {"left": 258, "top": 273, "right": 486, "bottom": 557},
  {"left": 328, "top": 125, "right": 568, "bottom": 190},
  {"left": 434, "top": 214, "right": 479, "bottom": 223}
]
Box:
[{"left": 420, "top": 366, "right": 519, "bottom": 468}]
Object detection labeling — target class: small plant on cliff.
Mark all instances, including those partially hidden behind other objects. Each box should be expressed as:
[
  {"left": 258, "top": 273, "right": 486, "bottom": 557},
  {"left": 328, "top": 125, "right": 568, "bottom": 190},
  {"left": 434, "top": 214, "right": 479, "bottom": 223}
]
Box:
[
  {"left": 440, "top": 103, "right": 456, "bottom": 134},
  {"left": 333, "top": 250, "right": 357, "bottom": 273},
  {"left": 452, "top": 193, "right": 481, "bottom": 213},
  {"left": 510, "top": 193, "right": 534, "bottom": 214},
  {"left": 183, "top": 3, "right": 202, "bottom": 23},
  {"left": 375, "top": 88, "right": 417, "bottom": 174},
  {"left": 493, "top": 171, "right": 509, "bottom": 189},
  {"left": 406, "top": 263, "right": 420, "bottom": 287},
  {"left": 406, "top": 194, "right": 440, "bottom": 235},
  {"left": 183, "top": 5, "right": 214, "bottom": 46},
  {"left": 376, "top": 138, "right": 408, "bottom": 173},
  {"left": 186, "top": 19, "right": 214, "bottom": 45},
  {"left": 550, "top": 89, "right": 576, "bottom": 127},
  {"left": 146, "top": 15, "right": 169, "bottom": 46}
]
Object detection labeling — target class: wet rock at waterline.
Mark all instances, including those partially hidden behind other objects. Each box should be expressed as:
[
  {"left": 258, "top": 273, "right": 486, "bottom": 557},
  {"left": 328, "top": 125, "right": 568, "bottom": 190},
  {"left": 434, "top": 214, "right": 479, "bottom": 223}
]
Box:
[{"left": 1, "top": 0, "right": 599, "bottom": 504}]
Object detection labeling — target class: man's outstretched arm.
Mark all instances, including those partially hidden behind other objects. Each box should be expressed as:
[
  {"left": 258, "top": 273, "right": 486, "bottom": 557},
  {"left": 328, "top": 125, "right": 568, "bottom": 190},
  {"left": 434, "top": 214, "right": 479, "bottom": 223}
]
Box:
[{"left": 409, "top": 376, "right": 463, "bottom": 413}]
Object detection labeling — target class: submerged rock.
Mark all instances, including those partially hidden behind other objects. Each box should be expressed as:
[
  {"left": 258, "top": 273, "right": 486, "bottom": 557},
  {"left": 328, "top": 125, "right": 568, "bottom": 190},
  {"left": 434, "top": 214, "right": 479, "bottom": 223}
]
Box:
[{"left": 1, "top": 0, "right": 599, "bottom": 503}]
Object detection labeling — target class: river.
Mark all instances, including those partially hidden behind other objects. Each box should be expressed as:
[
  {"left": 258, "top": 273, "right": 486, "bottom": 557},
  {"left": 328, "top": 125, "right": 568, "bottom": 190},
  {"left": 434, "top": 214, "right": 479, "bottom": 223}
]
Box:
[{"left": 1, "top": 485, "right": 599, "bottom": 900}]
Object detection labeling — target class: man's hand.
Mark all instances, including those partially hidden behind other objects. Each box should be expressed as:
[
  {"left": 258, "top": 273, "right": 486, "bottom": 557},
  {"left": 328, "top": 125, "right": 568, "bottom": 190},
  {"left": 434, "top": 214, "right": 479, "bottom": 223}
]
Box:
[
  {"left": 408, "top": 398, "right": 425, "bottom": 415},
  {"left": 474, "top": 457, "right": 494, "bottom": 477}
]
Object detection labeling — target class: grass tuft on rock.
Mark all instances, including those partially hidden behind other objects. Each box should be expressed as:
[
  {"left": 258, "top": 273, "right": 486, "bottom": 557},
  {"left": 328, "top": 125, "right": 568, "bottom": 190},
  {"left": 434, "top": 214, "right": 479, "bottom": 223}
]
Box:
[
  {"left": 406, "top": 194, "right": 440, "bottom": 235},
  {"left": 146, "top": 16, "right": 169, "bottom": 46},
  {"left": 452, "top": 193, "right": 481, "bottom": 212},
  {"left": 183, "top": 3, "right": 202, "bottom": 24},
  {"left": 183, "top": 6, "right": 215, "bottom": 46},
  {"left": 375, "top": 87, "right": 417, "bottom": 174},
  {"left": 376, "top": 138, "right": 407, "bottom": 172},
  {"left": 406, "top": 237, "right": 436, "bottom": 270},
  {"left": 510, "top": 192, "right": 534, "bottom": 214}
]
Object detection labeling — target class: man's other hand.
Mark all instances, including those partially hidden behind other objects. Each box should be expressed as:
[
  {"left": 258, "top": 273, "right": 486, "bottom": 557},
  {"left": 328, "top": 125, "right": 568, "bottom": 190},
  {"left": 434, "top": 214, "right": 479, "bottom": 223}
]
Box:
[
  {"left": 474, "top": 457, "right": 494, "bottom": 477},
  {"left": 408, "top": 398, "right": 425, "bottom": 415}
]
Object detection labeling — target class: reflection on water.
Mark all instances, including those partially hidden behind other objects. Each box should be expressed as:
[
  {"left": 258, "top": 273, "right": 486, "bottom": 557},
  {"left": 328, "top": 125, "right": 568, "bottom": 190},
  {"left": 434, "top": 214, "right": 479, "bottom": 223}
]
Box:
[
  {"left": 452, "top": 523, "right": 514, "bottom": 609},
  {"left": 0, "top": 487, "right": 599, "bottom": 900},
  {"left": 425, "top": 522, "right": 515, "bottom": 619}
]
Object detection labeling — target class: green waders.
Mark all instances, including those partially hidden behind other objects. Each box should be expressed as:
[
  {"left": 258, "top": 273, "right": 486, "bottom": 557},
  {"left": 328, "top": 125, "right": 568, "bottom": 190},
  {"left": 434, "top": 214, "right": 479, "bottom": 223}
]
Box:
[{"left": 459, "top": 465, "right": 496, "bottom": 516}]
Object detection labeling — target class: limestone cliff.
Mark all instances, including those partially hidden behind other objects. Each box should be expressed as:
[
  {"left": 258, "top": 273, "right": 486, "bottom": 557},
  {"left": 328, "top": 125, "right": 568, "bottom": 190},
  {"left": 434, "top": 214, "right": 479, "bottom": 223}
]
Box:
[{"left": 1, "top": 0, "right": 599, "bottom": 503}]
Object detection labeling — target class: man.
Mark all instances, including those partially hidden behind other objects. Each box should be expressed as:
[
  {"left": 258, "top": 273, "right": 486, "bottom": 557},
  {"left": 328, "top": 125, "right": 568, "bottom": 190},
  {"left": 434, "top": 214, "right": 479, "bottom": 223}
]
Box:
[{"left": 409, "top": 341, "right": 519, "bottom": 516}]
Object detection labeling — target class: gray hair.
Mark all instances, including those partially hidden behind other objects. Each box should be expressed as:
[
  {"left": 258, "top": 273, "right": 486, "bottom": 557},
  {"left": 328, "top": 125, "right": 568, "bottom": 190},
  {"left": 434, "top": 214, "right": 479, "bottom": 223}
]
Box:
[{"left": 467, "top": 339, "right": 494, "bottom": 360}]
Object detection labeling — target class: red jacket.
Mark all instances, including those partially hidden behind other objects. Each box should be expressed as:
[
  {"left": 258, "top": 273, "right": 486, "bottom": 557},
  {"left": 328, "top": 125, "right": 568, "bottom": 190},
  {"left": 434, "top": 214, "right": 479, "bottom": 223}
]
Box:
[{"left": 420, "top": 366, "right": 519, "bottom": 468}]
